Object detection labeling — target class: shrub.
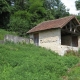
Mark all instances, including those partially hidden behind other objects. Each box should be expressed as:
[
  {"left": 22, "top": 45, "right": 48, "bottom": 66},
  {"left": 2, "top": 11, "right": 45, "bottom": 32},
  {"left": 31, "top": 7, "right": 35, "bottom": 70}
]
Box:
[
  {"left": 65, "top": 49, "right": 80, "bottom": 57},
  {"left": 8, "top": 11, "right": 31, "bottom": 36}
]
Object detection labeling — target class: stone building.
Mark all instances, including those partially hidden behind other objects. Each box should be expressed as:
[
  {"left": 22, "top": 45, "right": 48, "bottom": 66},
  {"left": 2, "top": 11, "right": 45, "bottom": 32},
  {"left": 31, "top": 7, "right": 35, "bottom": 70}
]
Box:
[{"left": 27, "top": 16, "right": 80, "bottom": 55}]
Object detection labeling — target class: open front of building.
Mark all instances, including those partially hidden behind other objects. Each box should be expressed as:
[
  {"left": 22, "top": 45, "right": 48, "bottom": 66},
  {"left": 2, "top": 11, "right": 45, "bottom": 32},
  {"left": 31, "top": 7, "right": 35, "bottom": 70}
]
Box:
[
  {"left": 60, "top": 18, "right": 80, "bottom": 55},
  {"left": 61, "top": 18, "right": 80, "bottom": 47},
  {"left": 28, "top": 16, "right": 80, "bottom": 55}
]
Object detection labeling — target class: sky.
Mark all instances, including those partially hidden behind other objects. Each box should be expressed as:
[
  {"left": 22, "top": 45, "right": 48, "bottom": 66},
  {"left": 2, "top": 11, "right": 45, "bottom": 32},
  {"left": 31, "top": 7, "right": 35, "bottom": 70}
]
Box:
[{"left": 61, "top": 0, "right": 79, "bottom": 15}]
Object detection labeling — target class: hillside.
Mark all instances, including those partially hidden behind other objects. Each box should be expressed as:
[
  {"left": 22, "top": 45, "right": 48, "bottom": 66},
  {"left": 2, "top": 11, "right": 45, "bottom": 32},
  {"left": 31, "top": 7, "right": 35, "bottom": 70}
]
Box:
[
  {"left": 0, "top": 29, "right": 16, "bottom": 40},
  {"left": 0, "top": 42, "right": 80, "bottom": 80}
]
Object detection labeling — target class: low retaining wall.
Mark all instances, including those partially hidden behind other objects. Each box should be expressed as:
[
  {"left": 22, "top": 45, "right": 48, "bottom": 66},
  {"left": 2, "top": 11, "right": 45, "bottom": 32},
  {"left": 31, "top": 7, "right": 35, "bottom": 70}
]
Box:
[
  {"left": 4, "top": 35, "right": 29, "bottom": 44},
  {"left": 0, "top": 40, "right": 4, "bottom": 44}
]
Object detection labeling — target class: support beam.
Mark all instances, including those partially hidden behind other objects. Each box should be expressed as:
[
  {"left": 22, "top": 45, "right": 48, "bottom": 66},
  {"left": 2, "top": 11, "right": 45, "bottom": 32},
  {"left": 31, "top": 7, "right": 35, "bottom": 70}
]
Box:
[
  {"left": 70, "top": 21, "right": 76, "bottom": 28},
  {"left": 70, "top": 22, "right": 72, "bottom": 31},
  {"left": 61, "top": 29, "right": 80, "bottom": 36}
]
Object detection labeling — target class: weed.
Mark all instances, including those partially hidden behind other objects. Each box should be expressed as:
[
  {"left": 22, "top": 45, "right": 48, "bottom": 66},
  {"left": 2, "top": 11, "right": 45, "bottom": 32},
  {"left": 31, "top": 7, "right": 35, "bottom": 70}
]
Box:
[{"left": 65, "top": 49, "right": 80, "bottom": 57}]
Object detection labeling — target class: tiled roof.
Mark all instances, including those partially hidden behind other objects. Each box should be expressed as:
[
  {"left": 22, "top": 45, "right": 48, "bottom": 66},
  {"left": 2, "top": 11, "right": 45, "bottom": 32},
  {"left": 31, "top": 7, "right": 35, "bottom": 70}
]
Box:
[{"left": 27, "top": 16, "right": 79, "bottom": 33}]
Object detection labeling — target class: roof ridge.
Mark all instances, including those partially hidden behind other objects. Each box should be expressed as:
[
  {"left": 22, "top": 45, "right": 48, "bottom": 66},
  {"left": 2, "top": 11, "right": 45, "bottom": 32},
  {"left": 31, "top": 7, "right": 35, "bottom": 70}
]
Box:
[
  {"left": 59, "top": 16, "right": 75, "bottom": 28},
  {"left": 35, "top": 16, "right": 74, "bottom": 27},
  {"left": 37, "top": 15, "right": 75, "bottom": 25}
]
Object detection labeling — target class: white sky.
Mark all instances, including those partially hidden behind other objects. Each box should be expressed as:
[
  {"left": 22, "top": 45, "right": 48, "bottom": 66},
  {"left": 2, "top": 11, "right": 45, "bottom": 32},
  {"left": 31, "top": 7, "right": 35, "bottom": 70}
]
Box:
[{"left": 61, "top": 0, "right": 79, "bottom": 15}]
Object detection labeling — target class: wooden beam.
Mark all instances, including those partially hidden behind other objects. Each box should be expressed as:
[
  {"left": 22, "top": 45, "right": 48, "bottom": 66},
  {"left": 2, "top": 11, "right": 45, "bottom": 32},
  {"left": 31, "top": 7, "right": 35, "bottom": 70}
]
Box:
[
  {"left": 70, "top": 21, "right": 76, "bottom": 28},
  {"left": 70, "top": 22, "right": 72, "bottom": 31},
  {"left": 65, "top": 25, "right": 68, "bottom": 30},
  {"left": 72, "top": 19, "right": 78, "bottom": 26},
  {"left": 61, "top": 29, "right": 80, "bottom": 36}
]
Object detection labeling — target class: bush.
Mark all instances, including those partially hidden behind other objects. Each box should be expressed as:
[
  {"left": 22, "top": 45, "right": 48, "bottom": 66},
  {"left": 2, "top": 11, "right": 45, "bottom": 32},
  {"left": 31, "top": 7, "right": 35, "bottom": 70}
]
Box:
[
  {"left": 8, "top": 17, "right": 29, "bottom": 36},
  {"left": 65, "top": 49, "right": 80, "bottom": 57},
  {"left": 8, "top": 11, "right": 31, "bottom": 36}
]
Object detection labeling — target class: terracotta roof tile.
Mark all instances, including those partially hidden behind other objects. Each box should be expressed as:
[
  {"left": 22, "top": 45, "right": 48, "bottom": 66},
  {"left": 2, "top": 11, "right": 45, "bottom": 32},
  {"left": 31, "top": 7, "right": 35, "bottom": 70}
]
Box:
[{"left": 27, "top": 16, "right": 78, "bottom": 33}]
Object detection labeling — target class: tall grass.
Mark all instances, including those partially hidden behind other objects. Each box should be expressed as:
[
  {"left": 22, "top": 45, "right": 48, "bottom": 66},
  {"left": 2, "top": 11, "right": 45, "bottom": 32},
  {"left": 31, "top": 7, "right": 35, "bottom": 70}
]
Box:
[
  {"left": 0, "top": 42, "right": 79, "bottom": 80},
  {"left": 0, "top": 29, "right": 16, "bottom": 40}
]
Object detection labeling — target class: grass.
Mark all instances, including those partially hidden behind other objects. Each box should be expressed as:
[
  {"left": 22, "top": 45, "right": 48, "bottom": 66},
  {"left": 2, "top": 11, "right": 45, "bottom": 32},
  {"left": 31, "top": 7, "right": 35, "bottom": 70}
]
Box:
[
  {"left": 0, "top": 42, "right": 80, "bottom": 80},
  {"left": 0, "top": 29, "right": 17, "bottom": 40},
  {"left": 67, "top": 63, "right": 80, "bottom": 80}
]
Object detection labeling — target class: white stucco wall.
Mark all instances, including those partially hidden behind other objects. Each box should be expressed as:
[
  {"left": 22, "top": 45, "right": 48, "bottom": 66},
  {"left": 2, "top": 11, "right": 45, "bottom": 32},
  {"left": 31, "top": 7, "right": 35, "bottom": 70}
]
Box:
[
  {"left": 39, "top": 29, "right": 63, "bottom": 55},
  {"left": 78, "top": 36, "right": 80, "bottom": 48}
]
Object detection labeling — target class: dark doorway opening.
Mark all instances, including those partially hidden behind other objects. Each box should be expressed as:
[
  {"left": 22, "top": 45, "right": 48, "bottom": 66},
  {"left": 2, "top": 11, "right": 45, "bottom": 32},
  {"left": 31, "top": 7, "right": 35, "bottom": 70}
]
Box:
[
  {"left": 34, "top": 33, "right": 39, "bottom": 46},
  {"left": 61, "top": 31, "right": 78, "bottom": 47},
  {"left": 61, "top": 20, "right": 79, "bottom": 47}
]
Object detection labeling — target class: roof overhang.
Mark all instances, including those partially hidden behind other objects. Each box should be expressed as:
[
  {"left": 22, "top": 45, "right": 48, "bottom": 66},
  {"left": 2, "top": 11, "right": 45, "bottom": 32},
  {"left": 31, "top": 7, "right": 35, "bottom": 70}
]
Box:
[{"left": 27, "top": 27, "right": 61, "bottom": 34}]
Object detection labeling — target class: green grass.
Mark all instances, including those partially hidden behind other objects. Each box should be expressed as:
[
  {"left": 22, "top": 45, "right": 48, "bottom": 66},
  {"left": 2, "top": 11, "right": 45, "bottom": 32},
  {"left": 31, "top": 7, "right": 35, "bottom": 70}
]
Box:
[
  {"left": 63, "top": 62, "right": 80, "bottom": 80},
  {"left": 67, "top": 66, "right": 80, "bottom": 80},
  {"left": 0, "top": 42, "right": 80, "bottom": 80},
  {"left": 0, "top": 29, "right": 16, "bottom": 40}
]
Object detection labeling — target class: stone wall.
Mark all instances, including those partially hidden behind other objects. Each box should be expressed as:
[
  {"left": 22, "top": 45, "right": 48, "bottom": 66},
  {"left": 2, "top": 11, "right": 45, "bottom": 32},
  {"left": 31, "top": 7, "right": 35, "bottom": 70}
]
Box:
[
  {"left": 0, "top": 40, "right": 4, "bottom": 44},
  {"left": 39, "top": 29, "right": 63, "bottom": 55},
  {"left": 4, "top": 35, "right": 29, "bottom": 44}
]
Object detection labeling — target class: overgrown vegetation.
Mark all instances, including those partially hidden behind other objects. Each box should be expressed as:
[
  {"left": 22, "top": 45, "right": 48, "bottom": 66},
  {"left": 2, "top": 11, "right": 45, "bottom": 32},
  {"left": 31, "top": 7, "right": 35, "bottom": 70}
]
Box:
[
  {"left": 65, "top": 49, "right": 80, "bottom": 57},
  {"left": 0, "top": 29, "right": 16, "bottom": 40},
  {"left": 0, "top": 42, "right": 80, "bottom": 80}
]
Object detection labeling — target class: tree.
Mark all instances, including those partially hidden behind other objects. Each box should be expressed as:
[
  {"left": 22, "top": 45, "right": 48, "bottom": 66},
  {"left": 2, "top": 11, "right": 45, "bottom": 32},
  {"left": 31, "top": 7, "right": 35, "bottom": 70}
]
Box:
[
  {"left": 0, "top": 0, "right": 10, "bottom": 29},
  {"left": 75, "top": 0, "right": 80, "bottom": 10},
  {"left": 75, "top": 0, "right": 80, "bottom": 21},
  {"left": 10, "top": 0, "right": 29, "bottom": 11},
  {"left": 28, "top": 0, "right": 49, "bottom": 26},
  {"left": 8, "top": 11, "right": 31, "bottom": 36},
  {"left": 44, "top": 0, "right": 69, "bottom": 19}
]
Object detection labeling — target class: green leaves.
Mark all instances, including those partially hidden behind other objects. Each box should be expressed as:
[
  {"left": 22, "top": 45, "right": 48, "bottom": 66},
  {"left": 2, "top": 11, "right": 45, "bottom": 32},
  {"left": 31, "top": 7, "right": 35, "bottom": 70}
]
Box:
[
  {"left": 75, "top": 0, "right": 80, "bottom": 10},
  {"left": 44, "top": 0, "right": 69, "bottom": 19},
  {"left": 0, "top": 0, "right": 10, "bottom": 14},
  {"left": 0, "top": 0, "right": 11, "bottom": 29},
  {"left": 8, "top": 10, "right": 31, "bottom": 36}
]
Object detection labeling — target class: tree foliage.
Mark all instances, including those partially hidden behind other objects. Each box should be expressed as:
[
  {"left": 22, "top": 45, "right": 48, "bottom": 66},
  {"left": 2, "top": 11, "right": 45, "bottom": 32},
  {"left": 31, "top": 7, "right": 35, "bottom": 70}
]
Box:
[
  {"left": 76, "top": 15, "right": 80, "bottom": 22},
  {"left": 0, "top": 0, "right": 10, "bottom": 13},
  {"left": 11, "top": 0, "right": 29, "bottom": 10},
  {"left": 44, "top": 0, "right": 69, "bottom": 18},
  {"left": 75, "top": 0, "right": 80, "bottom": 21},
  {"left": 0, "top": 0, "right": 10, "bottom": 28},
  {"left": 8, "top": 11, "right": 31, "bottom": 36},
  {"left": 75, "top": 0, "right": 80, "bottom": 10}
]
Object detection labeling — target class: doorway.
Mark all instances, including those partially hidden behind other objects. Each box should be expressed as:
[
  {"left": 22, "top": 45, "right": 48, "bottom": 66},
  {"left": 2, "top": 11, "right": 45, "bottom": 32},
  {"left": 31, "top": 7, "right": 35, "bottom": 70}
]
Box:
[{"left": 34, "top": 33, "right": 39, "bottom": 46}]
